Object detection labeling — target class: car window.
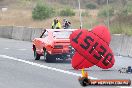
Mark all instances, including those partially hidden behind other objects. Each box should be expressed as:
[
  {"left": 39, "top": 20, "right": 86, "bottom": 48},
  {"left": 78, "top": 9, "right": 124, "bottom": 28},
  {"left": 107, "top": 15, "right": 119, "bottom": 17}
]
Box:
[
  {"left": 42, "top": 31, "right": 48, "bottom": 38},
  {"left": 53, "top": 31, "right": 72, "bottom": 39}
]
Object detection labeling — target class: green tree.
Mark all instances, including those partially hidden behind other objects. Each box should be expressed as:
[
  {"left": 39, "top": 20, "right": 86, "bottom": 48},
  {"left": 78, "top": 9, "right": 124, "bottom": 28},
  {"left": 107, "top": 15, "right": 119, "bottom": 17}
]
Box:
[
  {"left": 86, "top": 3, "right": 97, "bottom": 9},
  {"left": 32, "top": 3, "right": 55, "bottom": 20},
  {"left": 60, "top": 8, "right": 75, "bottom": 16},
  {"left": 98, "top": 6, "right": 114, "bottom": 18}
]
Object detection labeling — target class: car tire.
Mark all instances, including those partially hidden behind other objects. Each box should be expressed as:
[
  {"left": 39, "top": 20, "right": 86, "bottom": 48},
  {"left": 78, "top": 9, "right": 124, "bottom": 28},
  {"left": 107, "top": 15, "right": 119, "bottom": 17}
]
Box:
[
  {"left": 33, "top": 46, "right": 40, "bottom": 60},
  {"left": 43, "top": 48, "right": 47, "bottom": 60},
  {"left": 61, "top": 54, "right": 67, "bottom": 62},
  {"left": 45, "top": 53, "right": 56, "bottom": 63}
]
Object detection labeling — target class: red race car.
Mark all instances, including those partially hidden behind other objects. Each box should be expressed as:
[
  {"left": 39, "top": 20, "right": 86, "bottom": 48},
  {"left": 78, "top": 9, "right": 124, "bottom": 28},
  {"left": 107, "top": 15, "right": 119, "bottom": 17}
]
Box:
[{"left": 32, "top": 29, "right": 76, "bottom": 62}]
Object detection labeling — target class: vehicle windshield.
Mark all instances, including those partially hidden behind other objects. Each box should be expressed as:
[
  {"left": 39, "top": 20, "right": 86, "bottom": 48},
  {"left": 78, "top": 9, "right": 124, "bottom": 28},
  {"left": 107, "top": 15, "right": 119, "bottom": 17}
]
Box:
[{"left": 53, "top": 31, "right": 72, "bottom": 39}]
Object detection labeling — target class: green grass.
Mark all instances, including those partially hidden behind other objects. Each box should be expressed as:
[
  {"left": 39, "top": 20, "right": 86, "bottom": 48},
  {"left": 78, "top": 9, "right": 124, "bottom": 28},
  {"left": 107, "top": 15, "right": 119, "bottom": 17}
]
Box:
[
  {"left": 1, "top": 0, "right": 132, "bottom": 36},
  {"left": 110, "top": 24, "right": 132, "bottom": 36}
]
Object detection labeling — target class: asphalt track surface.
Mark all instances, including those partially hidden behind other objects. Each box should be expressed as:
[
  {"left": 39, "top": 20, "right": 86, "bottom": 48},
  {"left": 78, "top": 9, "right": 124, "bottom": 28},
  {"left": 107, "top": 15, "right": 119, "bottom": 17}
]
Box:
[{"left": 0, "top": 38, "right": 132, "bottom": 88}]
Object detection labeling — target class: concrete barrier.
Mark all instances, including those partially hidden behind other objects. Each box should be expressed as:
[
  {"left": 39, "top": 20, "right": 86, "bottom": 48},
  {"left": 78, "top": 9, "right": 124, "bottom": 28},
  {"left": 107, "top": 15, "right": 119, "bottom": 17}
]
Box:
[
  {"left": 110, "top": 34, "right": 124, "bottom": 56},
  {"left": 22, "top": 27, "right": 33, "bottom": 41},
  {"left": 12, "top": 26, "right": 33, "bottom": 41},
  {"left": 110, "top": 35, "right": 132, "bottom": 57},
  {"left": 119, "top": 36, "right": 129, "bottom": 57},
  {"left": 0, "top": 25, "right": 132, "bottom": 57},
  {"left": 127, "top": 36, "right": 132, "bottom": 57},
  {"left": 0, "top": 26, "right": 13, "bottom": 39},
  {"left": 31, "top": 28, "right": 43, "bottom": 41},
  {"left": 12, "top": 26, "right": 25, "bottom": 40}
]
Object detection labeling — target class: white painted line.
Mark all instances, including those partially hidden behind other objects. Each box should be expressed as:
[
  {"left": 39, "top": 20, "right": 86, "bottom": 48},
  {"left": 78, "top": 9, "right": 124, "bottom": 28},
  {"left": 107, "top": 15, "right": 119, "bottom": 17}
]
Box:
[
  {"left": 18, "top": 49, "right": 27, "bottom": 51},
  {"left": 4, "top": 48, "right": 9, "bottom": 50},
  {"left": 118, "top": 56, "right": 123, "bottom": 58},
  {"left": 119, "top": 86, "right": 132, "bottom": 88},
  {"left": 0, "top": 54, "right": 97, "bottom": 79}
]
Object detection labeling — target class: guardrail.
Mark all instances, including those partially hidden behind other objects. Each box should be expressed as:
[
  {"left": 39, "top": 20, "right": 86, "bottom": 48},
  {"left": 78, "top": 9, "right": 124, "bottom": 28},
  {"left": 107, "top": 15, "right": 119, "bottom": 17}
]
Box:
[{"left": 0, "top": 26, "right": 132, "bottom": 57}]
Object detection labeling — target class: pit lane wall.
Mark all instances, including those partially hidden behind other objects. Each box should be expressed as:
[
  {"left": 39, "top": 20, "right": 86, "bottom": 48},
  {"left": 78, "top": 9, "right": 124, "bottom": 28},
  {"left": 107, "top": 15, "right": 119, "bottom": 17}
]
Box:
[{"left": 0, "top": 26, "right": 132, "bottom": 57}]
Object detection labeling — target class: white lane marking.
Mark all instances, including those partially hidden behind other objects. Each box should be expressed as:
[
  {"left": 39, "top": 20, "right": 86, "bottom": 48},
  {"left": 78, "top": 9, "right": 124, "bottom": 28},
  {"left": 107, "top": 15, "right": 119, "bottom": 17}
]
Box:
[
  {"left": 0, "top": 54, "right": 97, "bottom": 79},
  {"left": 4, "top": 48, "right": 9, "bottom": 50},
  {"left": 17, "top": 49, "right": 27, "bottom": 51},
  {"left": 119, "top": 86, "right": 132, "bottom": 88}
]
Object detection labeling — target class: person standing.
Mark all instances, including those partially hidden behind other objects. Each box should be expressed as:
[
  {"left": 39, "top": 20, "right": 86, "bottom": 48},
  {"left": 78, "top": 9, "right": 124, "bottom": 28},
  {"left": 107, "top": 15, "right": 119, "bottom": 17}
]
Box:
[
  {"left": 63, "top": 19, "right": 71, "bottom": 29},
  {"left": 63, "top": 18, "right": 66, "bottom": 29},
  {"left": 51, "top": 19, "right": 57, "bottom": 29},
  {"left": 55, "top": 19, "right": 61, "bottom": 29},
  {"left": 52, "top": 18, "right": 61, "bottom": 29}
]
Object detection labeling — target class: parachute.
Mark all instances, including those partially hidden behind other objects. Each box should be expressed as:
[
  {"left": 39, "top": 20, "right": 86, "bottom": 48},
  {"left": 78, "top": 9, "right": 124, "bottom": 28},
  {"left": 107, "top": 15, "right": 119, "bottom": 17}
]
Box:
[{"left": 70, "top": 25, "right": 115, "bottom": 69}]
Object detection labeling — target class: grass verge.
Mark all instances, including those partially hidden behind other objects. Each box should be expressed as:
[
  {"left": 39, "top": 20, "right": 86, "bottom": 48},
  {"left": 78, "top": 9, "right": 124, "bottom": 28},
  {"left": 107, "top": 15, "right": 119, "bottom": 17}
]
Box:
[{"left": 110, "top": 24, "right": 132, "bottom": 36}]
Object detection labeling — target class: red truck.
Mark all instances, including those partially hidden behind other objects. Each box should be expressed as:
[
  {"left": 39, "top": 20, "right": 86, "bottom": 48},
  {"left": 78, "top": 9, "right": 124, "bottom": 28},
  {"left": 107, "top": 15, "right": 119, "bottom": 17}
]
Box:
[{"left": 32, "top": 29, "right": 76, "bottom": 62}]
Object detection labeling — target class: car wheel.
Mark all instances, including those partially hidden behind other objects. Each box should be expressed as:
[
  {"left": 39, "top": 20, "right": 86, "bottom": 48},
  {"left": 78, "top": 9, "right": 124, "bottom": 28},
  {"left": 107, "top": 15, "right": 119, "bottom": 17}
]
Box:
[
  {"left": 33, "top": 46, "right": 40, "bottom": 60},
  {"left": 43, "top": 48, "right": 47, "bottom": 60},
  {"left": 69, "top": 46, "right": 75, "bottom": 58},
  {"left": 61, "top": 54, "right": 67, "bottom": 62},
  {"left": 45, "top": 53, "right": 56, "bottom": 63}
]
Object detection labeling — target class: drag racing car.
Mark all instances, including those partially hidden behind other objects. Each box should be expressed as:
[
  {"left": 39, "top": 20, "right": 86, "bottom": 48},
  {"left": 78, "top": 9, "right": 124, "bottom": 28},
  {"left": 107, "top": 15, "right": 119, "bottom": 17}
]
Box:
[{"left": 32, "top": 29, "right": 76, "bottom": 62}]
